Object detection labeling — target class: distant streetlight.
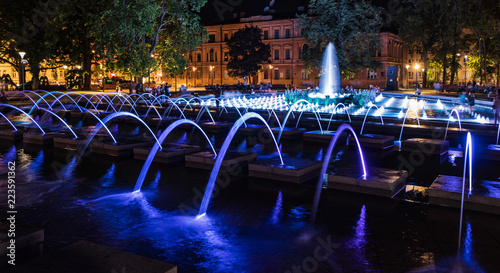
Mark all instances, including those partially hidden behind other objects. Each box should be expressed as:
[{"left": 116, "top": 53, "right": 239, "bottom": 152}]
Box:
[
  {"left": 193, "top": 67, "right": 197, "bottom": 87},
  {"left": 464, "top": 55, "right": 468, "bottom": 84},
  {"left": 414, "top": 64, "right": 420, "bottom": 88},
  {"left": 209, "top": 66, "right": 214, "bottom": 86},
  {"left": 19, "top": 52, "right": 26, "bottom": 91},
  {"left": 405, "top": 64, "right": 410, "bottom": 89},
  {"left": 269, "top": 64, "right": 274, "bottom": 85}
]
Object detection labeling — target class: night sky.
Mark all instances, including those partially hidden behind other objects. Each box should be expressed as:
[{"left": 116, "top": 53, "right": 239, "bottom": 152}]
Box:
[{"left": 200, "top": 0, "right": 393, "bottom": 26}]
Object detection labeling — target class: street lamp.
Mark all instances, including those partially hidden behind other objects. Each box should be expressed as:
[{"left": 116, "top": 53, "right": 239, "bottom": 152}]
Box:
[
  {"left": 269, "top": 64, "right": 274, "bottom": 85},
  {"left": 193, "top": 67, "right": 197, "bottom": 87},
  {"left": 209, "top": 66, "right": 215, "bottom": 86},
  {"left": 19, "top": 52, "right": 26, "bottom": 91},
  {"left": 464, "top": 55, "right": 468, "bottom": 84},
  {"left": 405, "top": 64, "right": 410, "bottom": 89},
  {"left": 414, "top": 64, "right": 420, "bottom": 88}
]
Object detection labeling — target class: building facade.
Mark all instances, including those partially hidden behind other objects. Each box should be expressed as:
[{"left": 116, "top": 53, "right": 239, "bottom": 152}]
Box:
[{"left": 161, "top": 16, "right": 409, "bottom": 91}]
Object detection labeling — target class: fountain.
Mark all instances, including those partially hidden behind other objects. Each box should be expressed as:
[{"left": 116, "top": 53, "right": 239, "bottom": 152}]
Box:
[
  {"left": 309, "top": 42, "right": 341, "bottom": 98},
  {"left": 0, "top": 103, "right": 45, "bottom": 135},
  {"left": 75, "top": 112, "right": 163, "bottom": 161},
  {"left": 311, "top": 124, "right": 367, "bottom": 221},
  {"left": 198, "top": 112, "right": 284, "bottom": 216},
  {"left": 444, "top": 109, "right": 462, "bottom": 141},
  {"left": 133, "top": 119, "right": 216, "bottom": 192},
  {"left": 277, "top": 99, "right": 323, "bottom": 142}
]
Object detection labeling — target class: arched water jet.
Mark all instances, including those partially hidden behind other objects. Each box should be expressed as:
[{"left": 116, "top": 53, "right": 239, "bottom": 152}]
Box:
[
  {"left": 75, "top": 112, "right": 163, "bottom": 163},
  {"left": 161, "top": 103, "right": 187, "bottom": 120},
  {"left": 62, "top": 92, "right": 99, "bottom": 112},
  {"left": 458, "top": 132, "right": 473, "bottom": 252},
  {"left": 127, "top": 93, "right": 162, "bottom": 119},
  {"left": 278, "top": 99, "right": 323, "bottom": 142},
  {"left": 398, "top": 106, "right": 421, "bottom": 142},
  {"left": 444, "top": 109, "right": 463, "bottom": 140},
  {"left": 360, "top": 105, "right": 385, "bottom": 135},
  {"left": 327, "top": 103, "right": 352, "bottom": 131},
  {"left": 198, "top": 112, "right": 284, "bottom": 216},
  {"left": 194, "top": 105, "right": 215, "bottom": 124},
  {"left": 311, "top": 123, "right": 367, "bottom": 222},
  {"left": 0, "top": 112, "right": 18, "bottom": 131},
  {"left": 49, "top": 93, "right": 87, "bottom": 113},
  {"left": 37, "top": 108, "right": 78, "bottom": 139},
  {"left": 133, "top": 119, "right": 217, "bottom": 192},
  {"left": 10, "top": 91, "right": 51, "bottom": 110},
  {"left": 28, "top": 91, "right": 68, "bottom": 114},
  {"left": 82, "top": 109, "right": 117, "bottom": 143},
  {"left": 0, "top": 104, "right": 45, "bottom": 135}
]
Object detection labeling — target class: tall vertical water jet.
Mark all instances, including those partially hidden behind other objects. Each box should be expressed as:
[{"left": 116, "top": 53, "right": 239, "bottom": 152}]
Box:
[{"left": 320, "top": 42, "right": 341, "bottom": 97}]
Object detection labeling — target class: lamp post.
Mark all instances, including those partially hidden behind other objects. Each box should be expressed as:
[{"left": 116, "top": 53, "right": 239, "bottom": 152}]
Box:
[
  {"left": 269, "top": 64, "right": 273, "bottom": 86},
  {"left": 19, "top": 52, "right": 26, "bottom": 91},
  {"left": 414, "top": 64, "right": 420, "bottom": 89},
  {"left": 193, "top": 67, "right": 197, "bottom": 87},
  {"left": 209, "top": 66, "right": 214, "bottom": 86},
  {"left": 405, "top": 64, "right": 410, "bottom": 89},
  {"left": 464, "top": 55, "right": 468, "bottom": 85}
]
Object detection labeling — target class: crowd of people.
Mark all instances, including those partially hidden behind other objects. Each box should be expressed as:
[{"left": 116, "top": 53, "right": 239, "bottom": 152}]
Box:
[{"left": 133, "top": 83, "right": 172, "bottom": 97}]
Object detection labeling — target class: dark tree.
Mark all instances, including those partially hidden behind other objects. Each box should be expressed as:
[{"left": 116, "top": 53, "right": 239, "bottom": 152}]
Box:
[
  {"left": 297, "top": 0, "right": 382, "bottom": 77},
  {"left": 227, "top": 26, "right": 271, "bottom": 79}
]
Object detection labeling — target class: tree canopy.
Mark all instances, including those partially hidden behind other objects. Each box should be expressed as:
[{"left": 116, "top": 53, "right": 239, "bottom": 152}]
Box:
[
  {"left": 297, "top": 0, "right": 383, "bottom": 77},
  {"left": 226, "top": 25, "right": 271, "bottom": 79}
]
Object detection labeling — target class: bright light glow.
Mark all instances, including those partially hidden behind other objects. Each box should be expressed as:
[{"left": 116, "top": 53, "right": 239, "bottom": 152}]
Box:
[
  {"left": 19, "top": 52, "right": 26, "bottom": 59},
  {"left": 384, "top": 97, "right": 395, "bottom": 107},
  {"left": 196, "top": 213, "right": 206, "bottom": 219},
  {"left": 414, "top": 64, "right": 420, "bottom": 70},
  {"left": 375, "top": 94, "right": 383, "bottom": 102},
  {"left": 436, "top": 99, "right": 444, "bottom": 110}
]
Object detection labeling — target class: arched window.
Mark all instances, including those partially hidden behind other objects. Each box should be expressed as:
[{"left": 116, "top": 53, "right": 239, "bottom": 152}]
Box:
[{"left": 299, "top": 44, "right": 309, "bottom": 59}]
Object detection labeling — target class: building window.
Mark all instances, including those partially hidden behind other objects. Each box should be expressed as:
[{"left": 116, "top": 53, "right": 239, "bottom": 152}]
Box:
[
  {"left": 418, "top": 72, "right": 422, "bottom": 78},
  {"left": 299, "top": 44, "right": 309, "bottom": 59},
  {"left": 197, "top": 53, "right": 201, "bottom": 62},
  {"left": 300, "top": 28, "right": 305, "bottom": 37},
  {"left": 285, "top": 69, "right": 291, "bottom": 79},
  {"left": 381, "top": 72, "right": 385, "bottom": 77},
  {"left": 224, "top": 52, "right": 229, "bottom": 61},
  {"left": 408, "top": 72, "right": 413, "bottom": 78},
  {"left": 224, "top": 70, "right": 229, "bottom": 80},
  {"left": 208, "top": 34, "right": 216, "bottom": 43},
  {"left": 285, "top": 29, "right": 291, "bottom": 38},
  {"left": 274, "top": 69, "right": 280, "bottom": 80},
  {"left": 301, "top": 69, "right": 309, "bottom": 80},
  {"left": 285, "top": 49, "right": 291, "bottom": 60},
  {"left": 367, "top": 69, "right": 377, "bottom": 79},
  {"left": 188, "top": 71, "right": 192, "bottom": 79},
  {"left": 224, "top": 33, "right": 228, "bottom": 42},
  {"left": 209, "top": 49, "right": 215, "bottom": 62},
  {"left": 263, "top": 30, "right": 268, "bottom": 40},
  {"left": 189, "top": 53, "right": 193, "bottom": 62},
  {"left": 274, "top": 29, "right": 279, "bottom": 39},
  {"left": 274, "top": 49, "right": 280, "bottom": 60},
  {"left": 264, "top": 70, "right": 269, "bottom": 80},
  {"left": 197, "top": 70, "right": 201, "bottom": 79}
]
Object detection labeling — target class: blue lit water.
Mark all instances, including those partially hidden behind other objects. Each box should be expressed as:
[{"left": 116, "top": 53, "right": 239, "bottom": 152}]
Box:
[{"left": 1, "top": 130, "right": 499, "bottom": 273}]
